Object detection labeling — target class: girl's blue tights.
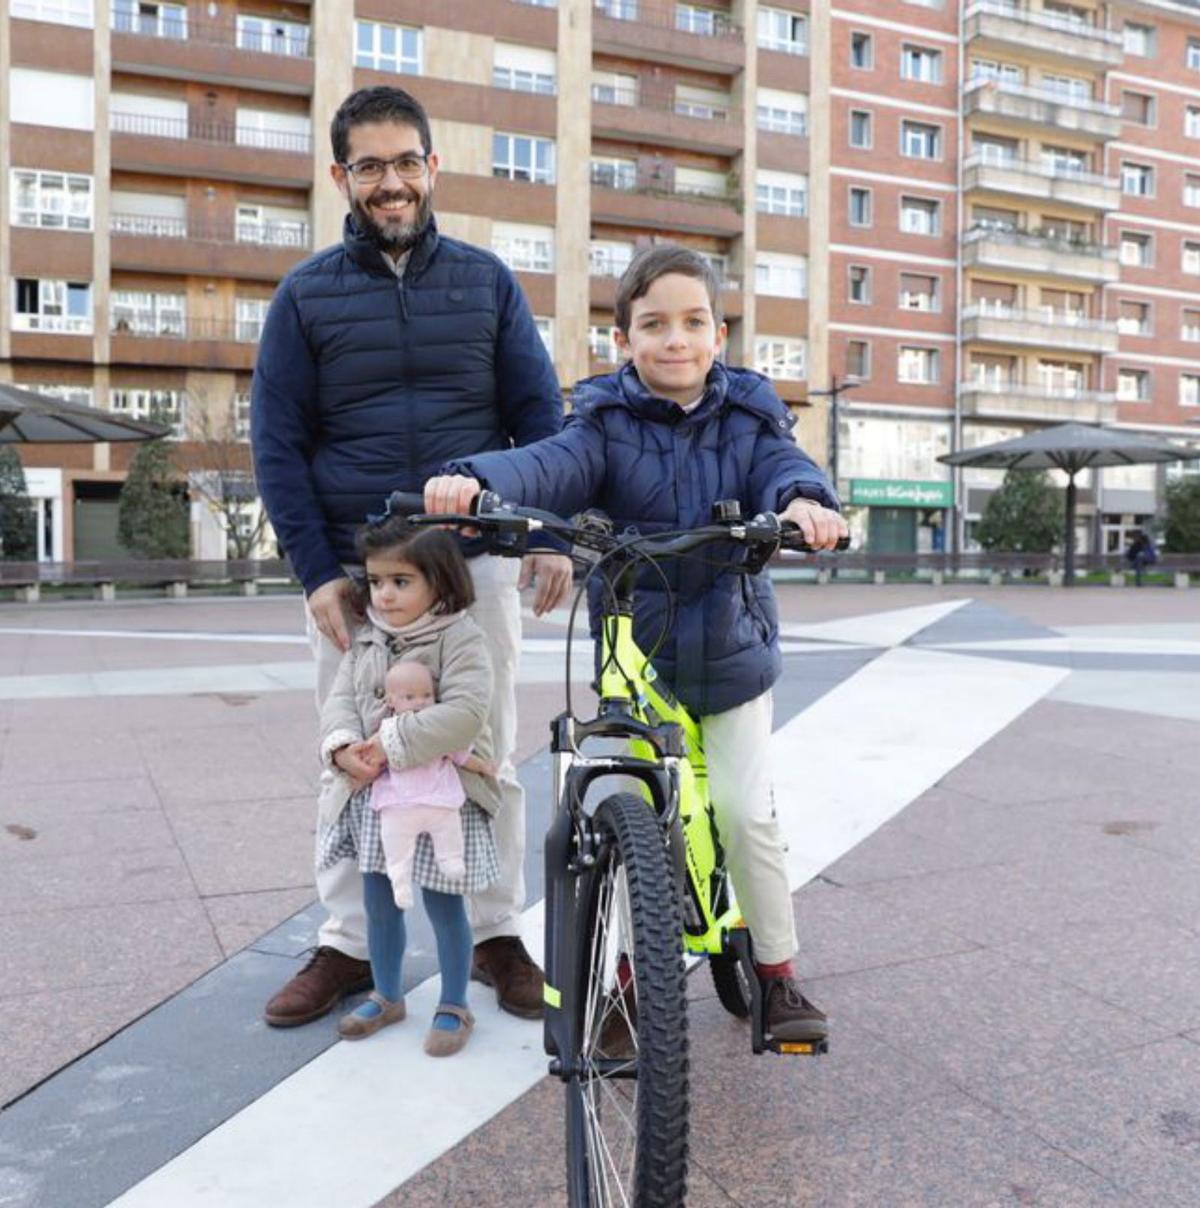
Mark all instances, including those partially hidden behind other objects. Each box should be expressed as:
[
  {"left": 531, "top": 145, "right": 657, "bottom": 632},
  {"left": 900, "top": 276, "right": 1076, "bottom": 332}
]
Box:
[{"left": 357, "top": 872, "right": 472, "bottom": 1032}]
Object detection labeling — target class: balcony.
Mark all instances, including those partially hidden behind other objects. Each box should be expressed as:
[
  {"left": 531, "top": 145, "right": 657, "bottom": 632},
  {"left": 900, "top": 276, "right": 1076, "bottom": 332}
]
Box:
[
  {"left": 109, "top": 214, "right": 310, "bottom": 280},
  {"left": 960, "top": 382, "right": 1117, "bottom": 424},
  {"left": 590, "top": 167, "right": 741, "bottom": 236},
  {"left": 963, "top": 79, "right": 1121, "bottom": 141},
  {"left": 590, "top": 87, "right": 743, "bottom": 153},
  {"left": 593, "top": 0, "right": 745, "bottom": 74},
  {"left": 111, "top": 16, "right": 313, "bottom": 95},
  {"left": 962, "top": 225, "right": 1119, "bottom": 283},
  {"left": 963, "top": 153, "right": 1120, "bottom": 212},
  {"left": 962, "top": 304, "right": 1119, "bottom": 353},
  {"left": 110, "top": 319, "right": 258, "bottom": 371},
  {"left": 110, "top": 114, "right": 312, "bottom": 187},
  {"left": 964, "top": 1, "right": 1124, "bottom": 69}
]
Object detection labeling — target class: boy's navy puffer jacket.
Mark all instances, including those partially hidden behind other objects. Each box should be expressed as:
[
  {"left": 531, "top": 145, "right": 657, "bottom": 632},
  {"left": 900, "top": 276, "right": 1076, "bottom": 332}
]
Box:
[
  {"left": 448, "top": 362, "right": 838, "bottom": 716},
  {"left": 251, "top": 216, "right": 562, "bottom": 594}
]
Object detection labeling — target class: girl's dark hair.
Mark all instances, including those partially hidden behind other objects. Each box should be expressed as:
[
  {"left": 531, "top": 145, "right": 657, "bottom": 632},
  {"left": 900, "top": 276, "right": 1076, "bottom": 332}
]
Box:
[
  {"left": 614, "top": 244, "right": 722, "bottom": 335},
  {"left": 330, "top": 86, "right": 432, "bottom": 165},
  {"left": 353, "top": 516, "right": 474, "bottom": 614}
]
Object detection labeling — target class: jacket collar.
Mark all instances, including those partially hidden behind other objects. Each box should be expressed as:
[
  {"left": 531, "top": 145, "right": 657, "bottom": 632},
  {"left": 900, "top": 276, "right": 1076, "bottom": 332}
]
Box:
[
  {"left": 342, "top": 213, "right": 439, "bottom": 280},
  {"left": 609, "top": 361, "right": 730, "bottom": 425}
]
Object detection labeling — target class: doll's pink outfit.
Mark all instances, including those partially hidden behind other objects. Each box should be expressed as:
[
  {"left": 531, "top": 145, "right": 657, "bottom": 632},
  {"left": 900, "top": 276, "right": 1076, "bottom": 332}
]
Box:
[{"left": 371, "top": 754, "right": 471, "bottom": 908}]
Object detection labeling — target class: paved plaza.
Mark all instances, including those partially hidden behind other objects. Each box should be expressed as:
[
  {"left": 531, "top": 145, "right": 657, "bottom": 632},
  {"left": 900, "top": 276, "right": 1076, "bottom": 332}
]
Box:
[{"left": 0, "top": 581, "right": 1198, "bottom": 1206}]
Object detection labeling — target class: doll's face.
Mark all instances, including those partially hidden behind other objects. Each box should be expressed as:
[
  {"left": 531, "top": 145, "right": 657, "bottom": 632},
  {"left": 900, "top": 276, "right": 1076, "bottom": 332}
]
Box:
[{"left": 384, "top": 663, "right": 435, "bottom": 714}]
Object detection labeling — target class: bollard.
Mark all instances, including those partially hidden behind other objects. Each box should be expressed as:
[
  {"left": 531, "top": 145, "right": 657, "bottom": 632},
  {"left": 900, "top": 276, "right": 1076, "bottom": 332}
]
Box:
[
  {"left": 166, "top": 581, "right": 188, "bottom": 599},
  {"left": 93, "top": 582, "right": 116, "bottom": 602},
  {"left": 1110, "top": 571, "right": 1126, "bottom": 588},
  {"left": 239, "top": 580, "right": 259, "bottom": 597},
  {"left": 931, "top": 569, "right": 944, "bottom": 587},
  {"left": 988, "top": 572, "right": 1002, "bottom": 587},
  {"left": 1047, "top": 570, "right": 1064, "bottom": 588},
  {"left": 872, "top": 569, "right": 886, "bottom": 585},
  {"left": 15, "top": 584, "right": 40, "bottom": 604},
  {"left": 816, "top": 567, "right": 831, "bottom": 585},
  {"left": 1177, "top": 572, "right": 1191, "bottom": 590}
]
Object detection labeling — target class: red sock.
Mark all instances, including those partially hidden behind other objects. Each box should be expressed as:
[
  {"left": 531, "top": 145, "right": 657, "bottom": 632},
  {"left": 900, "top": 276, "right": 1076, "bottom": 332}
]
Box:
[{"left": 755, "top": 959, "right": 795, "bottom": 982}]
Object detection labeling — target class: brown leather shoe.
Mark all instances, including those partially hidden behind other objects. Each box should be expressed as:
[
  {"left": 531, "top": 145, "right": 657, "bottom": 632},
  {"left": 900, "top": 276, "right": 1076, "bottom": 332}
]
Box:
[
  {"left": 762, "top": 976, "right": 829, "bottom": 1043},
  {"left": 471, "top": 936, "right": 545, "bottom": 1019},
  {"left": 264, "top": 947, "right": 373, "bottom": 1028}
]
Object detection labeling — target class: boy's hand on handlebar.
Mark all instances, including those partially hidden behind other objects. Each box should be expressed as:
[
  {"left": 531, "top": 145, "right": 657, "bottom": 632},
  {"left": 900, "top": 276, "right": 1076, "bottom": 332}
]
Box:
[{"left": 781, "top": 498, "right": 849, "bottom": 550}]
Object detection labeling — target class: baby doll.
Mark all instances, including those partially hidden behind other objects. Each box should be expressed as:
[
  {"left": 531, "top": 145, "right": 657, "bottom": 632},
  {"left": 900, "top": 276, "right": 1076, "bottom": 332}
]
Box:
[{"left": 363, "top": 661, "right": 496, "bottom": 909}]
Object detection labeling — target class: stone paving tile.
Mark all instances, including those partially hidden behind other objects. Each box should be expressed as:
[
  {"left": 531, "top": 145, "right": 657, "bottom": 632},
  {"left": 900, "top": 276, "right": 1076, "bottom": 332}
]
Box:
[
  {"left": 0, "top": 803, "right": 175, "bottom": 863},
  {"left": 817, "top": 946, "right": 1169, "bottom": 1096},
  {"left": 976, "top": 1037, "right": 1200, "bottom": 1208},
  {"left": 202, "top": 887, "right": 317, "bottom": 958},
  {"left": 0, "top": 727, "right": 144, "bottom": 785},
  {"left": 0, "top": 775, "right": 160, "bottom": 816},
  {"left": 699, "top": 1090, "right": 1130, "bottom": 1208}
]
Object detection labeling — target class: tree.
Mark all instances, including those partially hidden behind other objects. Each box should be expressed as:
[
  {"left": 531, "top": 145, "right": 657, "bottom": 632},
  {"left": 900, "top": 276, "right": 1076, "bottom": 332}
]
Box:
[
  {"left": 1163, "top": 476, "right": 1200, "bottom": 553},
  {"left": 0, "top": 446, "right": 37, "bottom": 560},
  {"left": 117, "top": 421, "right": 189, "bottom": 559},
  {"left": 975, "top": 469, "right": 1061, "bottom": 553}
]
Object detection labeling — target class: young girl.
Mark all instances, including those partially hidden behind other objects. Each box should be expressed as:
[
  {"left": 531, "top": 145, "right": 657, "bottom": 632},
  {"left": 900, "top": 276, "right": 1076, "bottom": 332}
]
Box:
[{"left": 316, "top": 515, "right": 501, "bottom": 1056}]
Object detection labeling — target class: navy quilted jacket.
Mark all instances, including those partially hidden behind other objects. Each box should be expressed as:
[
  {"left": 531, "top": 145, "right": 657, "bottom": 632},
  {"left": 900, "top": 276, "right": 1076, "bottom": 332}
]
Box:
[
  {"left": 251, "top": 216, "right": 562, "bottom": 593},
  {"left": 449, "top": 362, "right": 838, "bottom": 715}
]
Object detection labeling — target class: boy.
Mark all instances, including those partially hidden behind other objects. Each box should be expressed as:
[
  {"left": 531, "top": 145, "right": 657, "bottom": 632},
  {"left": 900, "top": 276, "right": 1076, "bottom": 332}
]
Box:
[{"left": 425, "top": 244, "right": 847, "bottom": 1040}]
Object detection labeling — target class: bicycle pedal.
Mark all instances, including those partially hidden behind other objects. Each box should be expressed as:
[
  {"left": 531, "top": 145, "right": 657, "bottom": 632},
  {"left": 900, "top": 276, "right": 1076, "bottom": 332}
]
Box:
[{"left": 765, "top": 1036, "right": 829, "bottom": 1057}]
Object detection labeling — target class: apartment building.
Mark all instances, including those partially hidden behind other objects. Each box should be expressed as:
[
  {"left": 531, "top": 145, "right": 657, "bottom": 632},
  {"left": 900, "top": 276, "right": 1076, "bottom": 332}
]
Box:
[{"left": 1, "top": 0, "right": 1197, "bottom": 561}]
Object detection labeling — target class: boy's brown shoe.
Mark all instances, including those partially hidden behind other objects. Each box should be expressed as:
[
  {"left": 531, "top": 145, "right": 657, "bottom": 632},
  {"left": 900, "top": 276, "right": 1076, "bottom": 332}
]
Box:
[
  {"left": 762, "top": 977, "right": 829, "bottom": 1043},
  {"left": 263, "top": 947, "right": 373, "bottom": 1028},
  {"left": 471, "top": 936, "right": 545, "bottom": 1019}
]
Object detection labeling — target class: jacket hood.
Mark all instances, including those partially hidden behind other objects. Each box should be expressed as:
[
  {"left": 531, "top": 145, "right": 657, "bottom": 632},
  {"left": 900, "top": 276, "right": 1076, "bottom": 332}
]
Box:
[{"left": 342, "top": 212, "right": 439, "bottom": 279}]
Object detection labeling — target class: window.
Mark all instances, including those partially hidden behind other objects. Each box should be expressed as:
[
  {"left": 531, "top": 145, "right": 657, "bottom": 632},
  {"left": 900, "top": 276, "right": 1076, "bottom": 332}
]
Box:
[
  {"left": 1041, "top": 144, "right": 1088, "bottom": 176},
  {"left": 970, "top": 354, "right": 1017, "bottom": 389},
  {"left": 235, "top": 298, "right": 269, "bottom": 343},
  {"left": 848, "top": 265, "right": 871, "bottom": 303},
  {"left": 12, "top": 0, "right": 93, "bottom": 26},
  {"left": 111, "top": 290, "right": 185, "bottom": 336},
  {"left": 1121, "top": 162, "right": 1154, "bottom": 197},
  {"left": 1121, "top": 91, "right": 1155, "bottom": 126},
  {"left": 591, "top": 71, "right": 639, "bottom": 106},
  {"left": 1186, "top": 175, "right": 1200, "bottom": 207},
  {"left": 1123, "top": 22, "right": 1154, "bottom": 56},
  {"left": 754, "top": 337, "right": 807, "bottom": 380},
  {"left": 757, "top": 7, "right": 807, "bottom": 55},
  {"left": 1183, "top": 309, "right": 1200, "bottom": 342},
  {"left": 1189, "top": 38, "right": 1200, "bottom": 70},
  {"left": 110, "top": 190, "right": 186, "bottom": 236},
  {"left": 10, "top": 69, "right": 94, "bottom": 131},
  {"left": 493, "top": 44, "right": 556, "bottom": 95},
  {"left": 112, "top": 0, "right": 185, "bottom": 37},
  {"left": 534, "top": 317, "right": 553, "bottom": 359},
  {"left": 757, "top": 88, "right": 807, "bottom": 136},
  {"left": 971, "top": 58, "right": 1022, "bottom": 85},
  {"left": 354, "top": 21, "right": 420, "bottom": 74},
  {"left": 972, "top": 204, "right": 1019, "bottom": 233},
  {"left": 12, "top": 279, "right": 92, "bottom": 334},
  {"left": 590, "top": 157, "right": 637, "bottom": 190},
  {"left": 1039, "top": 288, "right": 1086, "bottom": 319},
  {"left": 11, "top": 170, "right": 93, "bottom": 231},
  {"left": 235, "top": 204, "right": 308, "bottom": 247},
  {"left": 1120, "top": 231, "right": 1152, "bottom": 267},
  {"left": 974, "top": 134, "right": 1019, "bottom": 166},
  {"left": 590, "top": 240, "right": 634, "bottom": 278},
  {"left": 901, "top": 121, "right": 941, "bottom": 160},
  {"left": 589, "top": 324, "right": 618, "bottom": 363},
  {"left": 898, "top": 346, "right": 939, "bottom": 384},
  {"left": 1038, "top": 360, "right": 1086, "bottom": 396},
  {"left": 756, "top": 170, "right": 807, "bottom": 217},
  {"left": 846, "top": 340, "right": 870, "bottom": 379},
  {"left": 675, "top": 84, "right": 732, "bottom": 121},
  {"left": 901, "top": 45, "right": 942, "bottom": 84},
  {"left": 1117, "top": 300, "right": 1150, "bottom": 336},
  {"left": 972, "top": 280, "right": 1017, "bottom": 314},
  {"left": 755, "top": 253, "right": 807, "bottom": 298},
  {"left": 849, "top": 110, "right": 872, "bottom": 149},
  {"left": 676, "top": 4, "right": 731, "bottom": 36},
  {"left": 674, "top": 166, "right": 727, "bottom": 198},
  {"left": 1117, "top": 368, "right": 1150, "bottom": 401},
  {"left": 110, "top": 388, "right": 185, "bottom": 434},
  {"left": 1188, "top": 107, "right": 1200, "bottom": 139},
  {"left": 596, "top": 0, "right": 637, "bottom": 20},
  {"left": 1186, "top": 242, "right": 1200, "bottom": 275},
  {"left": 236, "top": 14, "right": 308, "bottom": 55},
  {"left": 850, "top": 31, "right": 872, "bottom": 68},
  {"left": 235, "top": 109, "right": 311, "bottom": 152},
  {"left": 493, "top": 134, "right": 556, "bottom": 184},
  {"left": 900, "top": 196, "right": 940, "bottom": 236},
  {"left": 233, "top": 391, "right": 252, "bottom": 440},
  {"left": 848, "top": 187, "right": 872, "bottom": 227},
  {"left": 492, "top": 222, "right": 555, "bottom": 272},
  {"left": 1042, "top": 73, "right": 1091, "bottom": 104},
  {"left": 899, "top": 273, "right": 938, "bottom": 312},
  {"left": 1182, "top": 375, "right": 1200, "bottom": 407}
]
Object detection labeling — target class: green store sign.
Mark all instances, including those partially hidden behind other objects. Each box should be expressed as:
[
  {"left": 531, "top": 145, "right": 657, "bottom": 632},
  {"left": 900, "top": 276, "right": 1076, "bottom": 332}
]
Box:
[{"left": 849, "top": 479, "right": 954, "bottom": 508}]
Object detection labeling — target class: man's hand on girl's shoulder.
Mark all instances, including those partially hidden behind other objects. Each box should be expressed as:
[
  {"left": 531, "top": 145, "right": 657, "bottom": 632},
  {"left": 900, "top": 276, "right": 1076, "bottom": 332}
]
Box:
[{"left": 781, "top": 498, "right": 849, "bottom": 551}]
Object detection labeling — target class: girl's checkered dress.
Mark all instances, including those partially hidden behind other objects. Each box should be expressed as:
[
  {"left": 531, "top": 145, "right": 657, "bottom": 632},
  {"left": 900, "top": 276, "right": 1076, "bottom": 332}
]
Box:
[{"left": 318, "top": 788, "right": 498, "bottom": 895}]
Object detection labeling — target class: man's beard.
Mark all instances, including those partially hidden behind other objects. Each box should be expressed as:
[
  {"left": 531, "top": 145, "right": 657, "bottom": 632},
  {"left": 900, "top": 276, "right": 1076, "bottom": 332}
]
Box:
[{"left": 350, "top": 186, "right": 433, "bottom": 254}]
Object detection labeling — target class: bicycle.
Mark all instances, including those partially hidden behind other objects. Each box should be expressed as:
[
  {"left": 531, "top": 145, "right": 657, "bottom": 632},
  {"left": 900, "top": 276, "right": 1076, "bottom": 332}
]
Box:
[{"left": 391, "top": 489, "right": 845, "bottom": 1207}]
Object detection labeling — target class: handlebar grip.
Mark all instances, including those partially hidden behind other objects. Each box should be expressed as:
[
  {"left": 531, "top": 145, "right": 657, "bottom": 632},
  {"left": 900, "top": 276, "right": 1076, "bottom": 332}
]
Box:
[
  {"left": 382, "top": 491, "right": 428, "bottom": 517},
  {"left": 779, "top": 521, "right": 851, "bottom": 553}
]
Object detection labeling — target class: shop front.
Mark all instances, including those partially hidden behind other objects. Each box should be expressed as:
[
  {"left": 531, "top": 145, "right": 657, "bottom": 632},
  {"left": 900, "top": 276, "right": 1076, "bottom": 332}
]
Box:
[{"left": 848, "top": 478, "right": 954, "bottom": 553}]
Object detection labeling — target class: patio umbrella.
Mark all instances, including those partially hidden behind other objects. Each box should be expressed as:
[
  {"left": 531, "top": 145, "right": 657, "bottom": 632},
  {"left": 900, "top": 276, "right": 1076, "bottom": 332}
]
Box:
[
  {"left": 939, "top": 422, "right": 1200, "bottom": 584},
  {"left": 0, "top": 382, "right": 166, "bottom": 443}
]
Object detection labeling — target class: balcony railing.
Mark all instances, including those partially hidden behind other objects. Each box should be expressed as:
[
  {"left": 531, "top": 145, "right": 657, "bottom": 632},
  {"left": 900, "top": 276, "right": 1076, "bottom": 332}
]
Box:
[
  {"left": 963, "top": 223, "right": 1109, "bottom": 259},
  {"left": 966, "top": 0, "right": 1122, "bottom": 45},
  {"left": 110, "top": 318, "right": 260, "bottom": 343},
  {"left": 963, "top": 303, "right": 1117, "bottom": 333},
  {"left": 110, "top": 213, "right": 311, "bottom": 247},
  {"left": 110, "top": 113, "right": 312, "bottom": 154},
  {"left": 12, "top": 314, "right": 92, "bottom": 335},
  {"left": 964, "top": 78, "right": 1121, "bottom": 121},
  {"left": 111, "top": 14, "right": 313, "bottom": 56},
  {"left": 594, "top": 0, "right": 741, "bottom": 38},
  {"left": 963, "top": 152, "right": 1116, "bottom": 190}
]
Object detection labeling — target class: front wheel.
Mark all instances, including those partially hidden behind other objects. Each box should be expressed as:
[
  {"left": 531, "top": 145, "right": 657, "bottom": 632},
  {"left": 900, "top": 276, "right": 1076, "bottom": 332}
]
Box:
[{"left": 565, "top": 792, "right": 689, "bottom": 1207}]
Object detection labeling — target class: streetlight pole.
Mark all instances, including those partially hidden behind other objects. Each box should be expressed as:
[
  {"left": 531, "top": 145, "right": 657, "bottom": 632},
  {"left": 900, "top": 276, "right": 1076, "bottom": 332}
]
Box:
[{"left": 808, "top": 375, "right": 860, "bottom": 496}]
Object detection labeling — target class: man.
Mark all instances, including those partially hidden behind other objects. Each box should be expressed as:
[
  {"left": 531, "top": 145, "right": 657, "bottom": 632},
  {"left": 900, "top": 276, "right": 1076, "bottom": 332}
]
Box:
[{"left": 251, "top": 86, "right": 572, "bottom": 1026}]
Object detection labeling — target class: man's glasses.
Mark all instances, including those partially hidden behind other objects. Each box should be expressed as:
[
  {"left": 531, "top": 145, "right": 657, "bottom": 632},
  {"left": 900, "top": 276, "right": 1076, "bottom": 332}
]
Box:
[{"left": 342, "top": 153, "right": 430, "bottom": 184}]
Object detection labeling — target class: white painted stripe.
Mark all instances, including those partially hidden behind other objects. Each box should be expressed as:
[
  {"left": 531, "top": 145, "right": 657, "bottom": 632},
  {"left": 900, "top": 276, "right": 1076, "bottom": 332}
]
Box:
[
  {"left": 109, "top": 641, "right": 1064, "bottom": 1208},
  {"left": 831, "top": 166, "right": 957, "bottom": 193},
  {"left": 1109, "top": 352, "right": 1200, "bottom": 369},
  {"left": 1050, "top": 669, "right": 1200, "bottom": 723},
  {"left": 832, "top": 88, "right": 959, "bottom": 119},
  {"left": 0, "top": 625, "right": 309, "bottom": 645},
  {"left": 929, "top": 636, "right": 1200, "bottom": 657},
  {"left": 0, "top": 661, "right": 315, "bottom": 700},
  {"left": 1108, "top": 71, "right": 1200, "bottom": 101},
  {"left": 1108, "top": 211, "right": 1200, "bottom": 234},
  {"left": 1110, "top": 141, "right": 1200, "bottom": 169},
  {"left": 830, "top": 243, "right": 957, "bottom": 267},
  {"left": 829, "top": 322, "right": 957, "bottom": 343},
  {"left": 778, "top": 598, "right": 970, "bottom": 648},
  {"left": 830, "top": 9, "right": 960, "bottom": 45}
]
